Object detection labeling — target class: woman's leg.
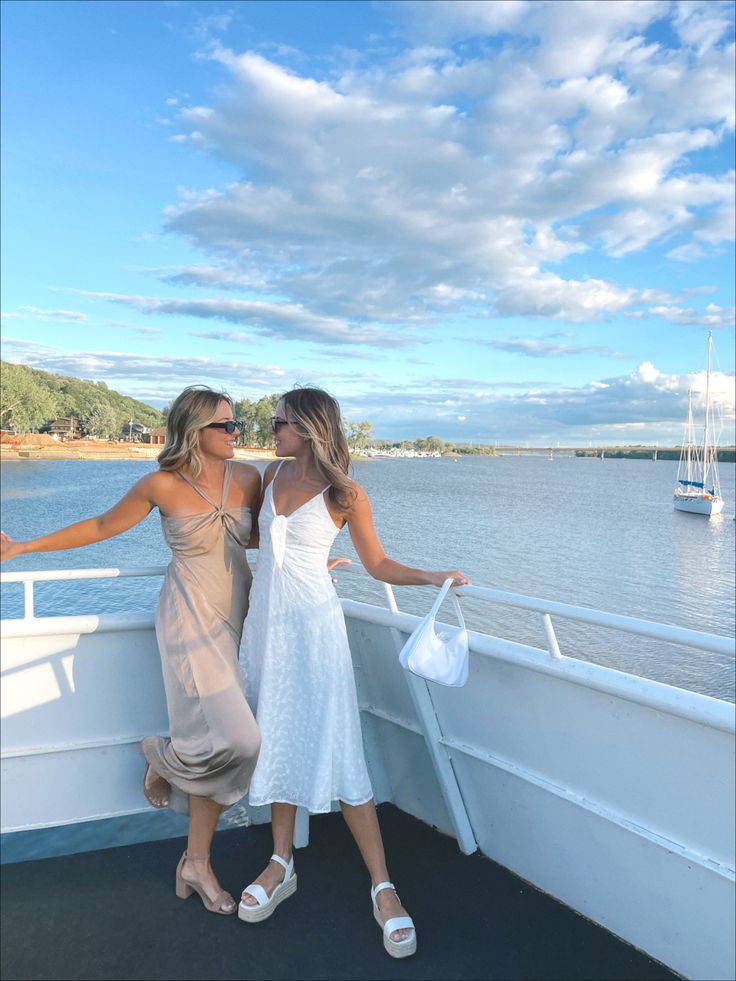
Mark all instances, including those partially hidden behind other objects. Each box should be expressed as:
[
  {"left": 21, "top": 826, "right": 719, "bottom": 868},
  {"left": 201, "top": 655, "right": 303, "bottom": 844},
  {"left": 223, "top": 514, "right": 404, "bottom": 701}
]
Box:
[
  {"left": 241, "top": 802, "right": 297, "bottom": 904},
  {"left": 340, "top": 799, "right": 412, "bottom": 942},
  {"left": 182, "top": 795, "right": 235, "bottom": 912}
]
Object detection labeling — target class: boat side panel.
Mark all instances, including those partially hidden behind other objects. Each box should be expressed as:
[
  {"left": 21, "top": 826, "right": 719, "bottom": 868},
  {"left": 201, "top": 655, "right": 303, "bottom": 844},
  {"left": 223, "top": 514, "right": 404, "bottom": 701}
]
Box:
[
  {"left": 344, "top": 614, "right": 736, "bottom": 981},
  {"left": 432, "top": 646, "right": 735, "bottom": 868},
  {"left": 455, "top": 752, "right": 735, "bottom": 981}
]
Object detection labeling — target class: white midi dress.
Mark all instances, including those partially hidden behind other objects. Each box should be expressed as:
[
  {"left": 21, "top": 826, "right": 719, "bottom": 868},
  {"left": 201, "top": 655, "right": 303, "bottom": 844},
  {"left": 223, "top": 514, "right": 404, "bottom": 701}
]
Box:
[{"left": 239, "top": 462, "right": 373, "bottom": 813}]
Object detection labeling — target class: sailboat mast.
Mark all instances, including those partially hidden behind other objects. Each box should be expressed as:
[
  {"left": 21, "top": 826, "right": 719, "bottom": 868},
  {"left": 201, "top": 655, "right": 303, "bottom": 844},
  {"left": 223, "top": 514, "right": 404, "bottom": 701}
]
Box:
[
  {"left": 702, "top": 331, "right": 713, "bottom": 487},
  {"left": 686, "top": 389, "right": 693, "bottom": 485}
]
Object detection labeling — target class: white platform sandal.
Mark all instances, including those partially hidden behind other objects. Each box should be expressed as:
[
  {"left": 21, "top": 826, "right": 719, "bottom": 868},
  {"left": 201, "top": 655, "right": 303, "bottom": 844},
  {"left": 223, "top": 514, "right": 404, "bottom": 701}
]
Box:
[
  {"left": 238, "top": 854, "right": 297, "bottom": 923},
  {"left": 371, "top": 881, "right": 417, "bottom": 958}
]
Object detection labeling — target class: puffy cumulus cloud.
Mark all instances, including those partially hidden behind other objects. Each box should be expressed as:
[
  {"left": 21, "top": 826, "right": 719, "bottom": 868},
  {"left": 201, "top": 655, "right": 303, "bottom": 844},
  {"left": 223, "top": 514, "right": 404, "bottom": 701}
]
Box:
[
  {"left": 159, "top": 2, "right": 733, "bottom": 331},
  {"left": 673, "top": 0, "right": 735, "bottom": 54},
  {"left": 647, "top": 303, "right": 736, "bottom": 327},
  {"left": 392, "top": 0, "right": 533, "bottom": 44},
  {"left": 5, "top": 334, "right": 733, "bottom": 443},
  {"left": 493, "top": 274, "right": 637, "bottom": 321},
  {"left": 328, "top": 359, "right": 736, "bottom": 444}
]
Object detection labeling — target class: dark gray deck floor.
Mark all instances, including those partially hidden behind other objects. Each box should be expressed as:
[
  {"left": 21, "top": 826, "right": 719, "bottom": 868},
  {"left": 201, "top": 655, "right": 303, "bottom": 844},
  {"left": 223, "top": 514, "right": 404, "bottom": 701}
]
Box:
[{"left": 1, "top": 804, "right": 679, "bottom": 981}]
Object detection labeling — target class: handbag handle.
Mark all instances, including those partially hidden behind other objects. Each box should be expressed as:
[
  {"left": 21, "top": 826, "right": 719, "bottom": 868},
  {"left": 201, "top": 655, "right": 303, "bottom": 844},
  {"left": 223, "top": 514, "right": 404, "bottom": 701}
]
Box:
[{"left": 428, "top": 578, "right": 466, "bottom": 630}]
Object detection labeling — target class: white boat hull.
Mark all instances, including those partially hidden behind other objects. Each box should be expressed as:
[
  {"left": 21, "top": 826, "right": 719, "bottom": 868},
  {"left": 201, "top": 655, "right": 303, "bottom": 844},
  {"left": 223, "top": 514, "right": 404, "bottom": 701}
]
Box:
[
  {"left": 673, "top": 493, "right": 725, "bottom": 515},
  {"left": 2, "top": 592, "right": 735, "bottom": 981}
]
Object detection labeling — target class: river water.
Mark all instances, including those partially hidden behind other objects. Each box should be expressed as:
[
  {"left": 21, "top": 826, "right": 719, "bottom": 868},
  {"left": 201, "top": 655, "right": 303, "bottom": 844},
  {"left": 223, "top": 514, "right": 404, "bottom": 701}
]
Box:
[{"left": 1, "top": 455, "right": 734, "bottom": 701}]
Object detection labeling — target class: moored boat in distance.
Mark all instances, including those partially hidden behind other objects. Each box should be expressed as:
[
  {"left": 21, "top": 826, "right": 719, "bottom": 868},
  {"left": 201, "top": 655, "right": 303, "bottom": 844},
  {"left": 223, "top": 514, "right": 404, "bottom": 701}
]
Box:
[{"left": 674, "top": 332, "right": 725, "bottom": 516}]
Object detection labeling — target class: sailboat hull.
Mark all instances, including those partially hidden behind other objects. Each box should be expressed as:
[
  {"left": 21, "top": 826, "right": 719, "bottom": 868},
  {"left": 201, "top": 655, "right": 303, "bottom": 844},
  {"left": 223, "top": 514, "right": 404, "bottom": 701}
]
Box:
[{"left": 673, "top": 494, "right": 725, "bottom": 515}]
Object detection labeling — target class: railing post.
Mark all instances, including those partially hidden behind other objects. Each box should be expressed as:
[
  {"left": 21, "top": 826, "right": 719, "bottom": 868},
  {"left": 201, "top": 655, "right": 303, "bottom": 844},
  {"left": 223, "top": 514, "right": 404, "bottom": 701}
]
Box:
[
  {"left": 382, "top": 582, "right": 399, "bottom": 613},
  {"left": 23, "top": 580, "right": 34, "bottom": 620},
  {"left": 541, "top": 613, "right": 562, "bottom": 659},
  {"left": 380, "top": 586, "right": 477, "bottom": 856}
]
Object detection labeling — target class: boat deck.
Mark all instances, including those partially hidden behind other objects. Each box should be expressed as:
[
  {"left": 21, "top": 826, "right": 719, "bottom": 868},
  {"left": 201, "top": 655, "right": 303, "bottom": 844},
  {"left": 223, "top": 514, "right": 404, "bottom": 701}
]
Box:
[{"left": 1, "top": 804, "right": 679, "bottom": 981}]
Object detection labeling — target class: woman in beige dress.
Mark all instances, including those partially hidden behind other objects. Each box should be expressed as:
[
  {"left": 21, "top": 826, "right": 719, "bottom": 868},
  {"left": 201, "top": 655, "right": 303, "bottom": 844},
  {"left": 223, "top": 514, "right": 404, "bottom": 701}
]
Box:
[{"left": 0, "top": 385, "right": 261, "bottom": 915}]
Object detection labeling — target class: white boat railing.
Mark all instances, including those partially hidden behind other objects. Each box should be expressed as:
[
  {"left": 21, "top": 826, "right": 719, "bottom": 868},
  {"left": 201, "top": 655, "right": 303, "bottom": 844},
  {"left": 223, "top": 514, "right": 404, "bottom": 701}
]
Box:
[
  {"left": 2, "top": 564, "right": 734, "bottom": 979},
  {"left": 2, "top": 564, "right": 732, "bottom": 658}
]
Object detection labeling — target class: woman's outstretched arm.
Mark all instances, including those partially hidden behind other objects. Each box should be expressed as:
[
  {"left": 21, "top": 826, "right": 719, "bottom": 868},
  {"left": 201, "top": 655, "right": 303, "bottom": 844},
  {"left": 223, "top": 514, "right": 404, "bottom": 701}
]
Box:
[
  {"left": 345, "top": 484, "right": 468, "bottom": 588},
  {"left": 0, "top": 474, "right": 160, "bottom": 562}
]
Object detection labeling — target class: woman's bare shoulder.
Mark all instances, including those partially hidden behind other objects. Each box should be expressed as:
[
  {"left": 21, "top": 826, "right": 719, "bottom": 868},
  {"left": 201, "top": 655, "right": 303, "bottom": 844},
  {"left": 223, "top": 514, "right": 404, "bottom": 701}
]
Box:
[
  {"left": 348, "top": 479, "right": 368, "bottom": 499},
  {"left": 342, "top": 479, "right": 371, "bottom": 516},
  {"left": 230, "top": 461, "right": 262, "bottom": 484},
  {"left": 148, "top": 467, "right": 186, "bottom": 487},
  {"left": 139, "top": 469, "right": 177, "bottom": 491},
  {"left": 127, "top": 469, "right": 179, "bottom": 506},
  {"left": 262, "top": 460, "right": 281, "bottom": 484}
]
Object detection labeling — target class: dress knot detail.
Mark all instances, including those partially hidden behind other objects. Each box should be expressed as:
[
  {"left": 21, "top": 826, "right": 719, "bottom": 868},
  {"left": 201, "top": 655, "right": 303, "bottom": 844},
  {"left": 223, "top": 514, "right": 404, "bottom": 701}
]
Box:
[{"left": 271, "top": 514, "right": 287, "bottom": 568}]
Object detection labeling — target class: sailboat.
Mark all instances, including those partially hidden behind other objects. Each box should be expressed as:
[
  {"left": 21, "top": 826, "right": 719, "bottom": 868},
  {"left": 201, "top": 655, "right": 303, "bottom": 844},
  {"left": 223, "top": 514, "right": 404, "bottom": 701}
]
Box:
[{"left": 673, "top": 332, "right": 724, "bottom": 516}]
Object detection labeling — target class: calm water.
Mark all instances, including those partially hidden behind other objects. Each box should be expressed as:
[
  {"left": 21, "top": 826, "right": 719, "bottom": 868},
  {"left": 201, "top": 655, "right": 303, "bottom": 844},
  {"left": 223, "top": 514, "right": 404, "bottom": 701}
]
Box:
[{"left": 1, "top": 456, "right": 734, "bottom": 701}]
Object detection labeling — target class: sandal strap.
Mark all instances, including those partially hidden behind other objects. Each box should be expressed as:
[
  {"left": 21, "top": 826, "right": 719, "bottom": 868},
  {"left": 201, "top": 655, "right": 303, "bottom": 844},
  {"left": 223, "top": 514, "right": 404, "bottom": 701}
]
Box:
[
  {"left": 382, "top": 915, "right": 415, "bottom": 938},
  {"left": 270, "top": 853, "right": 294, "bottom": 878},
  {"left": 213, "top": 889, "right": 235, "bottom": 910},
  {"left": 371, "top": 880, "right": 394, "bottom": 904},
  {"left": 242, "top": 882, "right": 269, "bottom": 908}
]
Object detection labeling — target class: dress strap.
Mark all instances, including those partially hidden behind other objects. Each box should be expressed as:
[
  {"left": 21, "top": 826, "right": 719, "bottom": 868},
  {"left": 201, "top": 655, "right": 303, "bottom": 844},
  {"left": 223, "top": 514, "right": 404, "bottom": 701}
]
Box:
[
  {"left": 221, "top": 460, "right": 233, "bottom": 504},
  {"left": 177, "top": 470, "right": 220, "bottom": 510},
  {"left": 267, "top": 460, "right": 286, "bottom": 499}
]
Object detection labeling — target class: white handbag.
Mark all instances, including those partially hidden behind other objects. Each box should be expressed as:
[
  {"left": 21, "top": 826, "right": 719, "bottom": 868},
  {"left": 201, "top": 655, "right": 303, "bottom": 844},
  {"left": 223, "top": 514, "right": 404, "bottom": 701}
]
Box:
[{"left": 399, "top": 578, "right": 469, "bottom": 686}]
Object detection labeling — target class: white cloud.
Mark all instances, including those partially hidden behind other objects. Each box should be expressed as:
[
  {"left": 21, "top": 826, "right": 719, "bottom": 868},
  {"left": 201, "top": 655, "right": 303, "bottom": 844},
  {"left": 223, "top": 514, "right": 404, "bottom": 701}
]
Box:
[
  {"left": 647, "top": 304, "right": 736, "bottom": 327},
  {"left": 336, "top": 358, "right": 736, "bottom": 442},
  {"left": 673, "top": 0, "right": 735, "bottom": 54},
  {"left": 7, "top": 335, "right": 732, "bottom": 443},
  {"left": 154, "top": 4, "right": 732, "bottom": 330},
  {"left": 2, "top": 307, "right": 88, "bottom": 322},
  {"left": 0, "top": 336, "right": 289, "bottom": 402},
  {"left": 63, "top": 290, "right": 414, "bottom": 348},
  {"left": 485, "top": 339, "right": 628, "bottom": 358}
]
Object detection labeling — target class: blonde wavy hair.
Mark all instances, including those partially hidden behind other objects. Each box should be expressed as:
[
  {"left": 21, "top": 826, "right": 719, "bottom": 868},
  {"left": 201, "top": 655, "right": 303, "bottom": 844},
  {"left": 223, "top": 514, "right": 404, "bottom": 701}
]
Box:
[
  {"left": 280, "top": 387, "right": 357, "bottom": 513},
  {"left": 158, "top": 385, "right": 234, "bottom": 478}
]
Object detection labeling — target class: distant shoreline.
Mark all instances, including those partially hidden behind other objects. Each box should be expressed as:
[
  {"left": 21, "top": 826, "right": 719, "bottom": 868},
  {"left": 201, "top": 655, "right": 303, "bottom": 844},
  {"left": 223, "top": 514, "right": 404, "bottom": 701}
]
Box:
[
  {"left": 2, "top": 439, "right": 734, "bottom": 464},
  {"left": 0, "top": 440, "right": 278, "bottom": 463}
]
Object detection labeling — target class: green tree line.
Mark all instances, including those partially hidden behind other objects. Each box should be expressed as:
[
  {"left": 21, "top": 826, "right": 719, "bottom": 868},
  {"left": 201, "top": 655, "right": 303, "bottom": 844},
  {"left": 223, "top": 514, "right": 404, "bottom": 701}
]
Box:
[
  {"left": 1, "top": 363, "right": 499, "bottom": 454},
  {"left": 371, "top": 436, "right": 496, "bottom": 455},
  {"left": 231, "top": 395, "right": 280, "bottom": 448},
  {"left": 0, "top": 361, "right": 162, "bottom": 437}
]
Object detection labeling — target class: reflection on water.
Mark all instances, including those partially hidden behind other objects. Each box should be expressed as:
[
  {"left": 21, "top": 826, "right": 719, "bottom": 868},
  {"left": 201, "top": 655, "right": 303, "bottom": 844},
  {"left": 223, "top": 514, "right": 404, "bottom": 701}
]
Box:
[{"left": 1, "top": 456, "right": 734, "bottom": 700}]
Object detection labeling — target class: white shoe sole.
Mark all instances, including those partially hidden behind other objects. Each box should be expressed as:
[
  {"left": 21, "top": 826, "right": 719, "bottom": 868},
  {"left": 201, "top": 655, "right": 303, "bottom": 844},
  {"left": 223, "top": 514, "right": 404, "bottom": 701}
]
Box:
[
  {"left": 238, "top": 874, "right": 297, "bottom": 923},
  {"left": 373, "top": 906, "right": 417, "bottom": 958}
]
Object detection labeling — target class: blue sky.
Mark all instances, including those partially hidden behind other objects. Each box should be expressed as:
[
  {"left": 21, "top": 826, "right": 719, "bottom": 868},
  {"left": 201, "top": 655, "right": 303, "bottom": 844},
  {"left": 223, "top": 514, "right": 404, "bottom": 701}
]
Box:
[{"left": 1, "top": 0, "right": 734, "bottom": 445}]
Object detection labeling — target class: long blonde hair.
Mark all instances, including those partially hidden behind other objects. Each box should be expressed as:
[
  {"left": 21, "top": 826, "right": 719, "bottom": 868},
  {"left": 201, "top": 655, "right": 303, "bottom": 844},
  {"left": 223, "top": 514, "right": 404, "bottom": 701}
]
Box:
[
  {"left": 158, "top": 385, "right": 234, "bottom": 478},
  {"left": 281, "top": 387, "right": 357, "bottom": 512}
]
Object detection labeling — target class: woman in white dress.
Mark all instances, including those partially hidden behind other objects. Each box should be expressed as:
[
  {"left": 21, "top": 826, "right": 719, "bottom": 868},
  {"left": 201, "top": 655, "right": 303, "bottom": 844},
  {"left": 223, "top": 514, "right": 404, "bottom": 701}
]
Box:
[{"left": 238, "top": 387, "right": 468, "bottom": 958}]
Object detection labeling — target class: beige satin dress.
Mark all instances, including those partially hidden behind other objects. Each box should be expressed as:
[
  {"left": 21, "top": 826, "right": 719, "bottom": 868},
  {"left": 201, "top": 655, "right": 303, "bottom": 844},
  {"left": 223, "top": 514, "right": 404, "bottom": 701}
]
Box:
[{"left": 142, "top": 461, "right": 260, "bottom": 814}]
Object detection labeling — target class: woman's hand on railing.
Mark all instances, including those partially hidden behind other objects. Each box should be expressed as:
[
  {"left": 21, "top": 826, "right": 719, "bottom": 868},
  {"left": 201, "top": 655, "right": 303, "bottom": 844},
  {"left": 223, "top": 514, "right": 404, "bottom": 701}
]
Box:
[
  {"left": 327, "top": 557, "right": 352, "bottom": 583},
  {"left": 425, "top": 570, "right": 470, "bottom": 588},
  {"left": 0, "top": 532, "right": 24, "bottom": 563}
]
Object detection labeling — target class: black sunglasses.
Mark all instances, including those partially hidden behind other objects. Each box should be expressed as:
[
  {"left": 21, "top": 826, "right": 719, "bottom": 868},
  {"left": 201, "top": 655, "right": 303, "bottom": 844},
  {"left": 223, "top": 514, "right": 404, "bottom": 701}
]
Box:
[
  {"left": 270, "top": 416, "right": 289, "bottom": 432},
  {"left": 204, "top": 421, "right": 243, "bottom": 434}
]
